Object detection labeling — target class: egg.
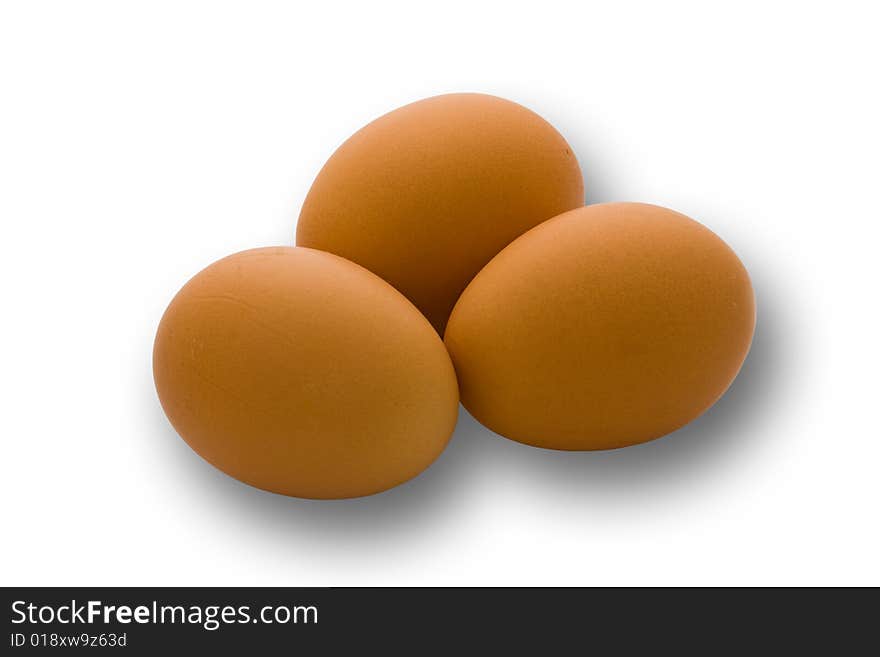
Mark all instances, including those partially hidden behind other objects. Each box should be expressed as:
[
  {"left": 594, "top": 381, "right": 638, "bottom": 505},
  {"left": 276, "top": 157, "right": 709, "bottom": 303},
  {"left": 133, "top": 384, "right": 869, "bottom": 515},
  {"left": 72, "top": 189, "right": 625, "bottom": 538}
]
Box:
[
  {"left": 153, "top": 247, "right": 459, "bottom": 498},
  {"left": 296, "top": 93, "right": 584, "bottom": 333},
  {"left": 444, "top": 203, "right": 755, "bottom": 450}
]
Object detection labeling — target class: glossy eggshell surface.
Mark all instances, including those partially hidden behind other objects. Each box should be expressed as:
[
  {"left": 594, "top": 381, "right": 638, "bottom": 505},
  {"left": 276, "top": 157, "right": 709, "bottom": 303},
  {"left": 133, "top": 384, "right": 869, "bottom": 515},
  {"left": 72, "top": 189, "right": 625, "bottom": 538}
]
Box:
[
  {"left": 153, "top": 247, "right": 459, "bottom": 498},
  {"left": 296, "top": 93, "right": 584, "bottom": 334},
  {"left": 444, "top": 203, "right": 755, "bottom": 451}
]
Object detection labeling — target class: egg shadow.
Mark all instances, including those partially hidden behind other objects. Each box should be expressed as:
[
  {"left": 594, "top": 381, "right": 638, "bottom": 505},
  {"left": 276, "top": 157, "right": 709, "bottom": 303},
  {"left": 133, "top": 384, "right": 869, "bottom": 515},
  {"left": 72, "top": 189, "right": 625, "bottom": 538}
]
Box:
[
  {"left": 147, "top": 258, "right": 789, "bottom": 541},
  {"left": 148, "top": 381, "right": 490, "bottom": 542},
  {"left": 500, "top": 88, "right": 625, "bottom": 207},
  {"left": 459, "top": 262, "right": 790, "bottom": 502}
]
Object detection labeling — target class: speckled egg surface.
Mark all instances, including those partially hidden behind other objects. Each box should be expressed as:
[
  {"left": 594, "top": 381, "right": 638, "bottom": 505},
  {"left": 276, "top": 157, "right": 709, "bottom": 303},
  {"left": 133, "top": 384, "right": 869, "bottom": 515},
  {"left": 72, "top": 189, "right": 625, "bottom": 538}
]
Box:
[
  {"left": 153, "top": 246, "right": 459, "bottom": 498},
  {"left": 297, "top": 93, "right": 584, "bottom": 333},
  {"left": 444, "top": 203, "right": 755, "bottom": 450}
]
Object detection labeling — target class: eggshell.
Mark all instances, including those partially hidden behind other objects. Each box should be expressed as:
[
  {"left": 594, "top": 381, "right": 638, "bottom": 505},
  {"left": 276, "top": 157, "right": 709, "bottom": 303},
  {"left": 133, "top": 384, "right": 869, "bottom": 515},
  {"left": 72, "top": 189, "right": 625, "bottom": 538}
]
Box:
[
  {"left": 444, "top": 203, "right": 755, "bottom": 450},
  {"left": 296, "top": 93, "right": 584, "bottom": 333},
  {"left": 153, "top": 247, "right": 459, "bottom": 498}
]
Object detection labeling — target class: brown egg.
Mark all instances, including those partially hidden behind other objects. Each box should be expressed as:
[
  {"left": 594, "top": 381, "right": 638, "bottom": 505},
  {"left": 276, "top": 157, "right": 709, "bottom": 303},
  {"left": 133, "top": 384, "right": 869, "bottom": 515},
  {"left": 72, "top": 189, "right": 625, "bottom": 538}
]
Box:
[
  {"left": 296, "top": 93, "right": 584, "bottom": 333},
  {"left": 153, "top": 247, "right": 459, "bottom": 498},
  {"left": 444, "top": 203, "right": 755, "bottom": 451}
]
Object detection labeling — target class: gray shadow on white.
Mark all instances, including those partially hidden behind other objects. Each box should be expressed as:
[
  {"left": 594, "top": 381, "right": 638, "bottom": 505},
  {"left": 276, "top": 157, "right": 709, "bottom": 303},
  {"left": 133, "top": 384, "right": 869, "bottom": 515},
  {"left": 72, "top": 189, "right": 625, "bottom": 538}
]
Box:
[{"left": 148, "top": 256, "right": 788, "bottom": 542}]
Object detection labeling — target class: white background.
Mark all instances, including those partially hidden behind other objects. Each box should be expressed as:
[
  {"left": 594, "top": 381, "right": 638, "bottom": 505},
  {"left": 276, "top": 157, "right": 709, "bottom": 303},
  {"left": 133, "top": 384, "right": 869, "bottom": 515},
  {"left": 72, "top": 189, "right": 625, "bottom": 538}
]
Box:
[{"left": 2, "top": 1, "right": 878, "bottom": 586}]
